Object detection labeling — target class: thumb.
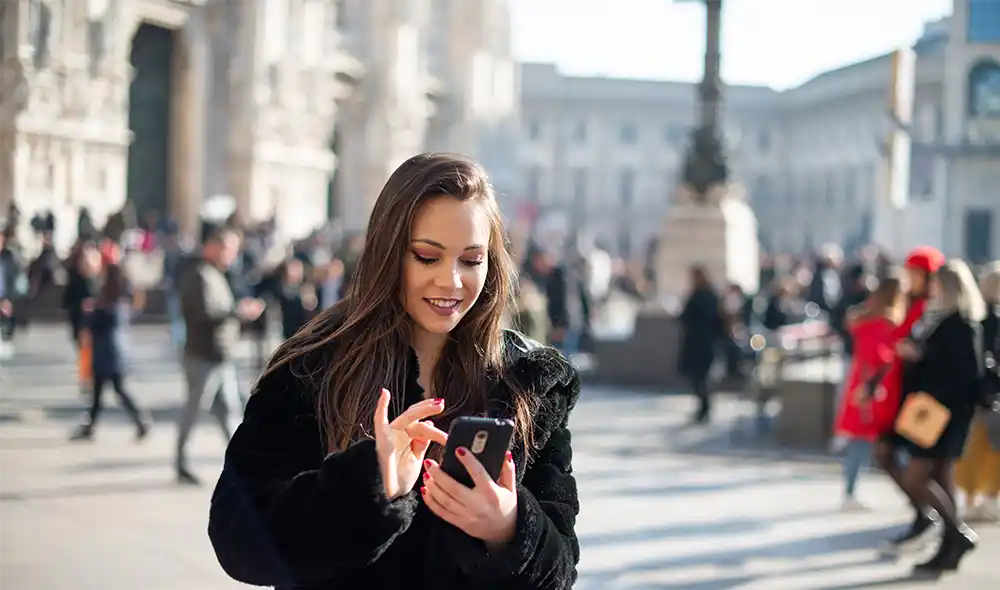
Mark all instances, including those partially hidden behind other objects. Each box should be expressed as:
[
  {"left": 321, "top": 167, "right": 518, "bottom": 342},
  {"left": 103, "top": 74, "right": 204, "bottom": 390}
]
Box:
[{"left": 498, "top": 451, "right": 516, "bottom": 492}]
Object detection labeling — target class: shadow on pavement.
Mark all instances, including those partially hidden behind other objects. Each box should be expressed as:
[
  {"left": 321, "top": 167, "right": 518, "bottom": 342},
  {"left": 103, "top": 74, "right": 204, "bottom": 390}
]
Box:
[
  {"left": 579, "top": 506, "right": 841, "bottom": 547},
  {"left": 0, "top": 478, "right": 196, "bottom": 502},
  {"left": 580, "top": 525, "right": 905, "bottom": 588},
  {"left": 669, "top": 423, "right": 840, "bottom": 466},
  {"left": 585, "top": 472, "right": 822, "bottom": 500}
]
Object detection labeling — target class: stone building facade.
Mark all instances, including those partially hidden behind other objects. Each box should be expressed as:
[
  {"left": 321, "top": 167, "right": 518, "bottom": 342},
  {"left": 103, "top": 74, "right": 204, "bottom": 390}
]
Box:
[
  {"left": 0, "top": 0, "right": 520, "bottom": 249},
  {"left": 519, "top": 7, "right": 1000, "bottom": 262}
]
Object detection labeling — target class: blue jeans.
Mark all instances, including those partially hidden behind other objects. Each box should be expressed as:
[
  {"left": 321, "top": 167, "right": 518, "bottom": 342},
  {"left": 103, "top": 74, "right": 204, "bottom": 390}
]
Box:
[{"left": 843, "top": 438, "right": 873, "bottom": 497}]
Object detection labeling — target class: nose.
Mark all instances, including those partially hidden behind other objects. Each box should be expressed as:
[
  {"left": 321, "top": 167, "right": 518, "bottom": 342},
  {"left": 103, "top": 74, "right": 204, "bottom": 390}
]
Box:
[{"left": 434, "top": 261, "right": 463, "bottom": 290}]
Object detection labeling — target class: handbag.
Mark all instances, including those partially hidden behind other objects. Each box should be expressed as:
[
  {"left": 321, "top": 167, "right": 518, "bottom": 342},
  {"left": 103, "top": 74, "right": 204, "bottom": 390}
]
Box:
[{"left": 895, "top": 391, "right": 951, "bottom": 449}]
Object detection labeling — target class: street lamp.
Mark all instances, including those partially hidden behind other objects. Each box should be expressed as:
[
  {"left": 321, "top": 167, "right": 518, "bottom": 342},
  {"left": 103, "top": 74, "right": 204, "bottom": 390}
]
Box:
[{"left": 677, "top": 0, "right": 729, "bottom": 202}]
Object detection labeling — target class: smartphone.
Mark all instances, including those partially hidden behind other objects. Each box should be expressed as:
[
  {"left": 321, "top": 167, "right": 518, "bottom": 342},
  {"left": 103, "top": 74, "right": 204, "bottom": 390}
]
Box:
[{"left": 440, "top": 417, "right": 515, "bottom": 487}]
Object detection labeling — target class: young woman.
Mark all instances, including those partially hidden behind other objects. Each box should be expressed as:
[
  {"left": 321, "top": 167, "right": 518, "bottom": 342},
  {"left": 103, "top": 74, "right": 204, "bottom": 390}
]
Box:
[
  {"left": 208, "top": 154, "right": 581, "bottom": 589},
  {"left": 873, "top": 247, "right": 944, "bottom": 551},
  {"left": 887, "top": 260, "right": 984, "bottom": 570},
  {"left": 70, "top": 263, "right": 151, "bottom": 441},
  {"left": 833, "top": 273, "right": 905, "bottom": 510}
]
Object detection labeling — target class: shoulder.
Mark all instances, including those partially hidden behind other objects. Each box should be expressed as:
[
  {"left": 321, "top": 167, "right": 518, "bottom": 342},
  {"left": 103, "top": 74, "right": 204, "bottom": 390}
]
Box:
[
  {"left": 501, "top": 330, "right": 581, "bottom": 432},
  {"left": 502, "top": 330, "right": 578, "bottom": 391}
]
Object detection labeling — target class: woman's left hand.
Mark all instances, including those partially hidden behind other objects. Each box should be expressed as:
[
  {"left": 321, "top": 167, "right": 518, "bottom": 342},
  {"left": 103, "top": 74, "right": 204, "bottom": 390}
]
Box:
[{"left": 422, "top": 448, "right": 518, "bottom": 552}]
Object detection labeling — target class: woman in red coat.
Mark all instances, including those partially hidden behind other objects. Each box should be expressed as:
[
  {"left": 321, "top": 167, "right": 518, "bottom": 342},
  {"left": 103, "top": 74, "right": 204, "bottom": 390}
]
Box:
[
  {"left": 872, "top": 246, "right": 946, "bottom": 552},
  {"left": 835, "top": 273, "right": 905, "bottom": 510}
]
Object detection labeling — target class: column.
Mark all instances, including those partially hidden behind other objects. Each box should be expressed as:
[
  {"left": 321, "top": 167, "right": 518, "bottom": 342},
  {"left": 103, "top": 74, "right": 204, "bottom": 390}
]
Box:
[{"left": 168, "top": 6, "right": 210, "bottom": 237}]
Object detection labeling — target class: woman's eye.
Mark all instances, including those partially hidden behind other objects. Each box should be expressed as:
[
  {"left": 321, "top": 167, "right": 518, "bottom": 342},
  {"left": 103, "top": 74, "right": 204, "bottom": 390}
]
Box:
[
  {"left": 462, "top": 259, "right": 485, "bottom": 267},
  {"left": 413, "top": 253, "right": 437, "bottom": 265}
]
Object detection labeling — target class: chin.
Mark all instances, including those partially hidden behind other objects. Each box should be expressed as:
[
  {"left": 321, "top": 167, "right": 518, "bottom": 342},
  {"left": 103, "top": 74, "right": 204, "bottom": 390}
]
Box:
[{"left": 416, "top": 313, "right": 464, "bottom": 335}]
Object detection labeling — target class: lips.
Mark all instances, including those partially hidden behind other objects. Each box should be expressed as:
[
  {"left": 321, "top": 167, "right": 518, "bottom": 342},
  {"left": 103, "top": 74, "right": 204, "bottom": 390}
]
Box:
[{"left": 425, "top": 298, "right": 462, "bottom": 316}]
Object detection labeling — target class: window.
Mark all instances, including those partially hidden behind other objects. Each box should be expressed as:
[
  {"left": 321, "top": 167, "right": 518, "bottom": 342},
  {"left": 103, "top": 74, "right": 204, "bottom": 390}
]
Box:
[
  {"left": 968, "top": 59, "right": 1000, "bottom": 118},
  {"left": 527, "top": 119, "right": 541, "bottom": 141},
  {"left": 620, "top": 123, "right": 637, "bottom": 145},
  {"left": 572, "top": 120, "right": 587, "bottom": 143},
  {"left": 619, "top": 169, "right": 635, "bottom": 206},
  {"left": 29, "top": 0, "right": 52, "bottom": 69},
  {"left": 963, "top": 208, "right": 994, "bottom": 264},
  {"left": 572, "top": 168, "right": 587, "bottom": 203},
  {"left": 968, "top": 0, "right": 1000, "bottom": 44}
]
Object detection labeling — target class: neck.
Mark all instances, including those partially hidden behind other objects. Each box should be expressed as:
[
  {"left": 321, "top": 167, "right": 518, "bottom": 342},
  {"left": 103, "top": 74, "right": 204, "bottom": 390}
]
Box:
[{"left": 411, "top": 327, "right": 447, "bottom": 393}]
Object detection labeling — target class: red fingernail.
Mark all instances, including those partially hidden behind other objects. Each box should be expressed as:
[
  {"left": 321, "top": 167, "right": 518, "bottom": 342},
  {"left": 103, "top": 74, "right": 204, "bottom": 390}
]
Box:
[
  {"left": 423, "top": 472, "right": 430, "bottom": 481},
  {"left": 456, "top": 447, "right": 467, "bottom": 457},
  {"left": 433, "top": 398, "right": 444, "bottom": 404},
  {"left": 420, "top": 486, "right": 427, "bottom": 495},
  {"left": 423, "top": 459, "right": 432, "bottom": 469},
  {"left": 506, "top": 451, "right": 513, "bottom": 462}
]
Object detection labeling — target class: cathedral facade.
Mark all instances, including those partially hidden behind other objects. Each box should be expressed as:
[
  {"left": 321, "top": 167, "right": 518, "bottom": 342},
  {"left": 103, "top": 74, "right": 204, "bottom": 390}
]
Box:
[{"left": 0, "top": 0, "right": 519, "bottom": 251}]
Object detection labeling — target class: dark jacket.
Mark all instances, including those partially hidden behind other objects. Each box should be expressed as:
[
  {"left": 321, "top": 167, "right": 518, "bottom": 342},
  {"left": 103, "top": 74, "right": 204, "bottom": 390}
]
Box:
[
  {"left": 86, "top": 302, "right": 129, "bottom": 377},
  {"left": 898, "top": 311, "right": 983, "bottom": 458},
  {"left": 208, "top": 330, "right": 581, "bottom": 590},
  {"left": 679, "top": 287, "right": 723, "bottom": 380},
  {"left": 180, "top": 261, "right": 240, "bottom": 362}
]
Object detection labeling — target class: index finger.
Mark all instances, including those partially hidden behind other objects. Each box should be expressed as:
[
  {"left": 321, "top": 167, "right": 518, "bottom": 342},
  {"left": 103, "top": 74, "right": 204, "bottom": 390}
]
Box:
[
  {"left": 374, "top": 388, "right": 391, "bottom": 427},
  {"left": 390, "top": 397, "right": 445, "bottom": 429}
]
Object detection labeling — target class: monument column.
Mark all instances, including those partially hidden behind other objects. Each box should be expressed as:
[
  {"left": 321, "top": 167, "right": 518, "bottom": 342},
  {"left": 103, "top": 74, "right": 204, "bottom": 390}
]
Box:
[{"left": 655, "top": 0, "right": 759, "bottom": 306}]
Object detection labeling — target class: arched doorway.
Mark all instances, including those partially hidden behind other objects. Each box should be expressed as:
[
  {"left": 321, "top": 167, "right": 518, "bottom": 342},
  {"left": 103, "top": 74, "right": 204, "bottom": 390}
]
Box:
[{"left": 125, "top": 23, "right": 175, "bottom": 219}]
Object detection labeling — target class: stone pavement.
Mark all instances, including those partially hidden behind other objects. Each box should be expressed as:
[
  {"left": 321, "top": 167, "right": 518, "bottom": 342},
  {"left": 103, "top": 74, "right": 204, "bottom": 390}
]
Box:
[{"left": 1, "top": 326, "right": 999, "bottom": 590}]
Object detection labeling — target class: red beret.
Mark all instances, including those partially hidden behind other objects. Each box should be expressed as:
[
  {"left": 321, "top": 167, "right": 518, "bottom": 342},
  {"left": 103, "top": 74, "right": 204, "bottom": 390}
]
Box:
[{"left": 905, "top": 246, "right": 945, "bottom": 273}]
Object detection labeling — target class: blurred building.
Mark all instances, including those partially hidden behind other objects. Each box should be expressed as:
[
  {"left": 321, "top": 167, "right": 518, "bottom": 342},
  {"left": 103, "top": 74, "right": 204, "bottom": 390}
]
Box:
[
  {"left": 0, "top": 0, "right": 520, "bottom": 249},
  {"left": 518, "top": 63, "right": 777, "bottom": 260},
  {"left": 519, "top": 3, "right": 1000, "bottom": 262},
  {"left": 331, "top": 0, "right": 520, "bottom": 232}
]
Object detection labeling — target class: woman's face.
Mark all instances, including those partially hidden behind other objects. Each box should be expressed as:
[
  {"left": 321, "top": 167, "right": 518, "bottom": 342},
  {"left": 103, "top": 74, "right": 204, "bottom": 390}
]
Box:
[
  {"left": 79, "top": 246, "right": 102, "bottom": 277},
  {"left": 403, "top": 196, "right": 490, "bottom": 337},
  {"left": 906, "top": 266, "right": 925, "bottom": 296}
]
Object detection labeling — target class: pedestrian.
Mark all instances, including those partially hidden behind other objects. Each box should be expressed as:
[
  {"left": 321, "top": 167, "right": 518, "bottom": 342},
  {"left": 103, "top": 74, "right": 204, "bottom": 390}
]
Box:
[
  {"left": 207, "top": 153, "right": 581, "bottom": 589},
  {"left": 69, "top": 263, "right": 151, "bottom": 441},
  {"left": 176, "top": 220, "right": 265, "bottom": 485},
  {"left": 885, "top": 260, "right": 984, "bottom": 571},
  {"left": 833, "top": 271, "right": 905, "bottom": 511}
]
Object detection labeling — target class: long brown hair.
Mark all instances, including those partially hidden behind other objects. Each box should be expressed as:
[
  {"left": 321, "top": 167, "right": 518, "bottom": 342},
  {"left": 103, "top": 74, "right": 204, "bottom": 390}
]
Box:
[
  {"left": 261, "top": 154, "right": 534, "bottom": 456},
  {"left": 854, "top": 272, "right": 904, "bottom": 325}
]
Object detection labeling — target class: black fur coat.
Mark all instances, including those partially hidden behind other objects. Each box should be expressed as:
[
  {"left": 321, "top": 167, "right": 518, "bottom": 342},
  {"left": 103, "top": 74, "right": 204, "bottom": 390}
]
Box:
[{"left": 208, "top": 330, "right": 581, "bottom": 589}]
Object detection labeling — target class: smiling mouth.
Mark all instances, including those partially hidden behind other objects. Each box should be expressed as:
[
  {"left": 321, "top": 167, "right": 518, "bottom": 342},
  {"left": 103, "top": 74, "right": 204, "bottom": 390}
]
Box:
[{"left": 425, "top": 298, "right": 461, "bottom": 309}]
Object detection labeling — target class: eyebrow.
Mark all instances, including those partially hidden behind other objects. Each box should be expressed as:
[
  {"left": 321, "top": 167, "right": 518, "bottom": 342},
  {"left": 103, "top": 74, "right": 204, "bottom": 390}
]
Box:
[{"left": 412, "top": 238, "right": 485, "bottom": 251}]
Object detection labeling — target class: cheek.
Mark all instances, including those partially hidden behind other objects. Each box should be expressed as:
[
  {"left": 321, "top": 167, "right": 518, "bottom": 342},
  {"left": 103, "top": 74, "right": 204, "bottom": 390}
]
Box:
[{"left": 464, "top": 264, "right": 489, "bottom": 298}]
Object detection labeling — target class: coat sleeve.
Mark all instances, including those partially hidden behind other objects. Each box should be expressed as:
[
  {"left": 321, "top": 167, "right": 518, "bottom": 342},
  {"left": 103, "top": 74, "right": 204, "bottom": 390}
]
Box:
[
  {"left": 207, "top": 364, "right": 419, "bottom": 587},
  {"left": 917, "top": 318, "right": 982, "bottom": 407},
  {"left": 444, "top": 370, "right": 581, "bottom": 589}
]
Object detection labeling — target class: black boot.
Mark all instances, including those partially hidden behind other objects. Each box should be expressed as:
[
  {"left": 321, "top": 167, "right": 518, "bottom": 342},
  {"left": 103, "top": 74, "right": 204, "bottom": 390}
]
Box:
[{"left": 916, "top": 525, "right": 978, "bottom": 572}]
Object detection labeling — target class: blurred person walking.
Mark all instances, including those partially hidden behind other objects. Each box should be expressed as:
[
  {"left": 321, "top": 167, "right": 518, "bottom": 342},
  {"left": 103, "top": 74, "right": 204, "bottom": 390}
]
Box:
[
  {"left": 833, "top": 272, "right": 905, "bottom": 511},
  {"left": 679, "top": 265, "right": 724, "bottom": 424},
  {"left": 884, "top": 260, "right": 985, "bottom": 571},
  {"left": 176, "top": 221, "right": 265, "bottom": 485},
  {"left": 955, "top": 262, "right": 1000, "bottom": 522},
  {"left": 69, "top": 263, "right": 151, "bottom": 441},
  {"left": 872, "top": 247, "right": 945, "bottom": 552}
]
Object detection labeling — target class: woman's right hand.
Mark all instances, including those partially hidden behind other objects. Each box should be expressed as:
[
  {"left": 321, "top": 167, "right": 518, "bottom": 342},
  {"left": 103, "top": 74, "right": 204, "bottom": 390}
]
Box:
[{"left": 374, "top": 389, "right": 448, "bottom": 500}]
